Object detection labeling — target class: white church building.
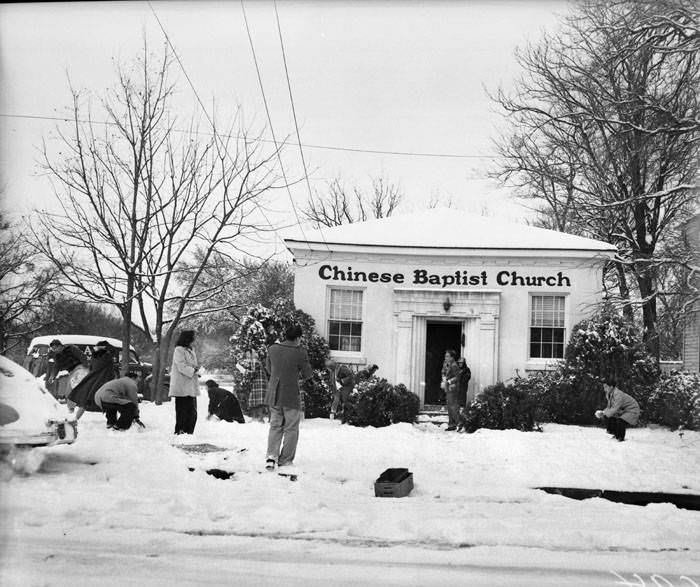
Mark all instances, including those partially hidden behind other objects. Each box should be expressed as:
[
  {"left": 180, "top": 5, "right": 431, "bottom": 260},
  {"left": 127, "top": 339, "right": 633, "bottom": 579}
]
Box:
[{"left": 286, "top": 209, "right": 616, "bottom": 407}]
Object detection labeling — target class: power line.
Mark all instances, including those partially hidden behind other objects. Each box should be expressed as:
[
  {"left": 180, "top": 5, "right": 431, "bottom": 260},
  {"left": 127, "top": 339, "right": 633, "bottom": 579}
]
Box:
[
  {"left": 146, "top": 0, "right": 281, "bottom": 253},
  {"left": 240, "top": 0, "right": 318, "bottom": 258},
  {"left": 0, "top": 112, "right": 493, "bottom": 159},
  {"left": 272, "top": 0, "right": 332, "bottom": 258}
]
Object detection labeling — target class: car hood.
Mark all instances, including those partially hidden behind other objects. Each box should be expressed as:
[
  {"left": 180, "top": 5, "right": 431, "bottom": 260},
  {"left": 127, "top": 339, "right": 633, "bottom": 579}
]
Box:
[{"left": 0, "top": 356, "right": 69, "bottom": 436}]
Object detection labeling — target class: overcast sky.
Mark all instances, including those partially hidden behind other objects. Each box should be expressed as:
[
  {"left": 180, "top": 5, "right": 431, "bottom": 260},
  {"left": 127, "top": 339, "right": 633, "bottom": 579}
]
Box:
[{"left": 0, "top": 0, "right": 565, "bottom": 253}]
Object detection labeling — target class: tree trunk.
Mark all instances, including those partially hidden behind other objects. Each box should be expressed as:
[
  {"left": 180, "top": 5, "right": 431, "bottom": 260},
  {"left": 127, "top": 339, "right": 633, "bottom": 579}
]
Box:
[
  {"left": 119, "top": 300, "right": 133, "bottom": 376},
  {"left": 152, "top": 332, "right": 172, "bottom": 405},
  {"left": 0, "top": 319, "right": 6, "bottom": 356},
  {"left": 614, "top": 262, "right": 635, "bottom": 322},
  {"left": 636, "top": 271, "right": 659, "bottom": 358}
]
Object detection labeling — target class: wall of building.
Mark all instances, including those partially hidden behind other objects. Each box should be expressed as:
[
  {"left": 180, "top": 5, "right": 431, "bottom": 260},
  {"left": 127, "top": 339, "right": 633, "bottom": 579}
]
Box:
[
  {"left": 292, "top": 249, "right": 606, "bottom": 398},
  {"left": 682, "top": 215, "right": 700, "bottom": 372}
]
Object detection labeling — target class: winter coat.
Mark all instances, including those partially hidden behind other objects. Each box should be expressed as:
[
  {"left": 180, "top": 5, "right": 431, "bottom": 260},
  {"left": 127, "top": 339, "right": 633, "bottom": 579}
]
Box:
[
  {"left": 242, "top": 357, "right": 268, "bottom": 407},
  {"left": 331, "top": 365, "right": 355, "bottom": 392},
  {"left": 169, "top": 346, "right": 200, "bottom": 398},
  {"left": 603, "top": 386, "right": 640, "bottom": 426},
  {"left": 208, "top": 386, "right": 245, "bottom": 424},
  {"left": 264, "top": 341, "right": 313, "bottom": 410},
  {"left": 50, "top": 344, "right": 85, "bottom": 377},
  {"left": 94, "top": 376, "right": 139, "bottom": 409},
  {"left": 442, "top": 362, "right": 461, "bottom": 394},
  {"left": 68, "top": 348, "right": 118, "bottom": 411}
]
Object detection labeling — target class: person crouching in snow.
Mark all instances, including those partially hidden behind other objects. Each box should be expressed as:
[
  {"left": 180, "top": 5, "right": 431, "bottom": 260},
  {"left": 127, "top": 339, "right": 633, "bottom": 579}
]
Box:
[
  {"left": 594, "top": 378, "right": 640, "bottom": 442},
  {"left": 205, "top": 380, "right": 245, "bottom": 424},
  {"left": 94, "top": 372, "right": 140, "bottom": 430},
  {"left": 264, "top": 324, "right": 313, "bottom": 471}
]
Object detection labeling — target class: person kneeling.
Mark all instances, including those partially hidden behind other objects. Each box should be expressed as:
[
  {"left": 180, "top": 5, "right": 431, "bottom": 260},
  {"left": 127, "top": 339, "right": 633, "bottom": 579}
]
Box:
[
  {"left": 594, "top": 377, "right": 640, "bottom": 442},
  {"left": 205, "top": 380, "right": 245, "bottom": 424},
  {"left": 94, "top": 372, "right": 140, "bottom": 431}
]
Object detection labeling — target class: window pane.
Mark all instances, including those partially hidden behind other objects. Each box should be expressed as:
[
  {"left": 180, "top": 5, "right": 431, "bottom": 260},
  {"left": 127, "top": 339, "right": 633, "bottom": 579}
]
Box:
[{"left": 530, "top": 343, "right": 541, "bottom": 358}]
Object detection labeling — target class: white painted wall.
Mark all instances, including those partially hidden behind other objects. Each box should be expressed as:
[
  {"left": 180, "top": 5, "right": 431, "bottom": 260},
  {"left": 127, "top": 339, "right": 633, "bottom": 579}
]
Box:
[{"left": 291, "top": 248, "right": 606, "bottom": 400}]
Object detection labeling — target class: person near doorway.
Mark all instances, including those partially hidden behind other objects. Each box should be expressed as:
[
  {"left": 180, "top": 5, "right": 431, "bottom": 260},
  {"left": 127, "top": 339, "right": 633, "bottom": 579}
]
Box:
[
  {"left": 169, "top": 330, "right": 200, "bottom": 435},
  {"left": 442, "top": 349, "right": 461, "bottom": 431},
  {"left": 594, "top": 377, "right": 640, "bottom": 442},
  {"left": 327, "top": 359, "right": 355, "bottom": 422},
  {"left": 94, "top": 372, "right": 140, "bottom": 430},
  {"left": 456, "top": 356, "right": 471, "bottom": 408},
  {"left": 264, "top": 324, "right": 313, "bottom": 471}
]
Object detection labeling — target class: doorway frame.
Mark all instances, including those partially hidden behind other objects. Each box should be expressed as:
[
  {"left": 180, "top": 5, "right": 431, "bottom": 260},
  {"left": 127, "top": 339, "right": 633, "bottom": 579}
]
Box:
[
  {"left": 421, "top": 318, "right": 466, "bottom": 407},
  {"left": 393, "top": 288, "right": 501, "bottom": 407}
]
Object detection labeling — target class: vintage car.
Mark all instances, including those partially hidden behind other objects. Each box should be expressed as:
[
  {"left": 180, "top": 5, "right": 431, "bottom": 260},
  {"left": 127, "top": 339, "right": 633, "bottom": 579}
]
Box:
[
  {"left": 24, "top": 334, "right": 168, "bottom": 401},
  {"left": 0, "top": 356, "right": 77, "bottom": 449}
]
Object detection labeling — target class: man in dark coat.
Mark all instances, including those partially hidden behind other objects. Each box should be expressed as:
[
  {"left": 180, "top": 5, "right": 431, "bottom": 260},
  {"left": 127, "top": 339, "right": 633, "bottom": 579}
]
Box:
[
  {"left": 264, "top": 324, "right": 313, "bottom": 470},
  {"left": 205, "top": 380, "right": 245, "bottom": 424}
]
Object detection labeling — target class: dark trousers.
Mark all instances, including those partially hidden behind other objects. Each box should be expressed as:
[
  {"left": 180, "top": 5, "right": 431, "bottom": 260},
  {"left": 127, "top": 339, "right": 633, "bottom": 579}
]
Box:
[
  {"left": 446, "top": 388, "right": 460, "bottom": 429},
  {"left": 604, "top": 416, "right": 628, "bottom": 440},
  {"left": 175, "top": 396, "right": 197, "bottom": 434},
  {"left": 103, "top": 402, "right": 137, "bottom": 430}
]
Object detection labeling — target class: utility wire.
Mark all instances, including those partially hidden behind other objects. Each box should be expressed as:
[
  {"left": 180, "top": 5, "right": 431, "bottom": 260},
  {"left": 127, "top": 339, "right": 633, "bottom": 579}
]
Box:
[
  {"left": 0, "top": 112, "right": 492, "bottom": 159},
  {"left": 239, "top": 0, "right": 317, "bottom": 259},
  {"left": 147, "top": 0, "right": 281, "bottom": 253},
  {"left": 272, "top": 0, "right": 332, "bottom": 257}
]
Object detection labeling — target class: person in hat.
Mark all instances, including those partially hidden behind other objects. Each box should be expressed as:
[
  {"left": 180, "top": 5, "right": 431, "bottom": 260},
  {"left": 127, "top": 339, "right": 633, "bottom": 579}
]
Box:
[
  {"left": 68, "top": 340, "right": 118, "bottom": 420},
  {"left": 94, "top": 372, "right": 140, "bottom": 430}
]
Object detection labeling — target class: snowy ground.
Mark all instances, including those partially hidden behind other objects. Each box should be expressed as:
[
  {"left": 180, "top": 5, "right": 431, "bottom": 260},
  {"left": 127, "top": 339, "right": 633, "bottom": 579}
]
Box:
[{"left": 1, "top": 400, "right": 699, "bottom": 586}]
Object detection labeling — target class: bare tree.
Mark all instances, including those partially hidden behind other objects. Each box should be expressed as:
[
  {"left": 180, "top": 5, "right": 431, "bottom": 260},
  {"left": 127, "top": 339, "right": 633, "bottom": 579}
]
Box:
[
  {"left": 33, "top": 45, "right": 172, "bottom": 374},
  {"left": 133, "top": 122, "right": 283, "bottom": 402},
  {"left": 33, "top": 44, "right": 284, "bottom": 394},
  {"left": 492, "top": 0, "right": 700, "bottom": 355},
  {"left": 0, "top": 214, "right": 55, "bottom": 355},
  {"left": 304, "top": 174, "right": 403, "bottom": 228}
]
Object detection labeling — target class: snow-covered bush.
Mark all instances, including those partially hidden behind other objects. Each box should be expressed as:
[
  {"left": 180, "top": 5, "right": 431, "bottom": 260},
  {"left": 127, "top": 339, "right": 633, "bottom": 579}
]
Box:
[
  {"left": 640, "top": 371, "right": 700, "bottom": 430},
  {"left": 462, "top": 381, "right": 539, "bottom": 433},
  {"left": 344, "top": 378, "right": 420, "bottom": 427},
  {"left": 301, "top": 369, "right": 333, "bottom": 419},
  {"left": 565, "top": 310, "right": 659, "bottom": 386}
]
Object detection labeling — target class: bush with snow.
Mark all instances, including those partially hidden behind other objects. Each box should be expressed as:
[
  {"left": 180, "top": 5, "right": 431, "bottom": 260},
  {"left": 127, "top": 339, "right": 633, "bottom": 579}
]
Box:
[
  {"left": 639, "top": 371, "right": 700, "bottom": 430},
  {"left": 462, "top": 381, "right": 539, "bottom": 433},
  {"left": 343, "top": 378, "right": 420, "bottom": 427}
]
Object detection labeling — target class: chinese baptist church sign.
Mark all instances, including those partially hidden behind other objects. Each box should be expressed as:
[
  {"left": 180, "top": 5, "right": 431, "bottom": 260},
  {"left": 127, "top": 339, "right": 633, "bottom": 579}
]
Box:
[{"left": 318, "top": 264, "right": 572, "bottom": 288}]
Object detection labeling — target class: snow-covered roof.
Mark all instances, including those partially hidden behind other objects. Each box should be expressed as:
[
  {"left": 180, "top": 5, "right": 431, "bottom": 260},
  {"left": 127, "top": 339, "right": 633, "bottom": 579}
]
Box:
[
  {"left": 27, "top": 335, "right": 135, "bottom": 352},
  {"left": 284, "top": 208, "right": 616, "bottom": 254}
]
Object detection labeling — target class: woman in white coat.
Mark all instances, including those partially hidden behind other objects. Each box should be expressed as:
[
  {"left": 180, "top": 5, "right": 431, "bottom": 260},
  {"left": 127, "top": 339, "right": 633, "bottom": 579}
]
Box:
[{"left": 169, "top": 330, "right": 200, "bottom": 434}]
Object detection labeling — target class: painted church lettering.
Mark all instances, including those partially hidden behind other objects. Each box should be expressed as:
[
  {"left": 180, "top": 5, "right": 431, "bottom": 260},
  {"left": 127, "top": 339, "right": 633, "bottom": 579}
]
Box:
[{"left": 318, "top": 265, "right": 572, "bottom": 288}]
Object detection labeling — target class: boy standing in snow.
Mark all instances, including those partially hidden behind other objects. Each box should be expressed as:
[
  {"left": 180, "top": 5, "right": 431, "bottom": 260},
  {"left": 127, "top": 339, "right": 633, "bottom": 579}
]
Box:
[
  {"left": 594, "top": 378, "right": 640, "bottom": 442},
  {"left": 264, "top": 324, "right": 313, "bottom": 471}
]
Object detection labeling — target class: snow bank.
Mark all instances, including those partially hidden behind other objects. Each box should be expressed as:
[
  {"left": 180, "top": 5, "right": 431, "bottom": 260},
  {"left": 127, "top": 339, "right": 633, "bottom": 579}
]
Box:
[{"left": 2, "top": 400, "right": 699, "bottom": 554}]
